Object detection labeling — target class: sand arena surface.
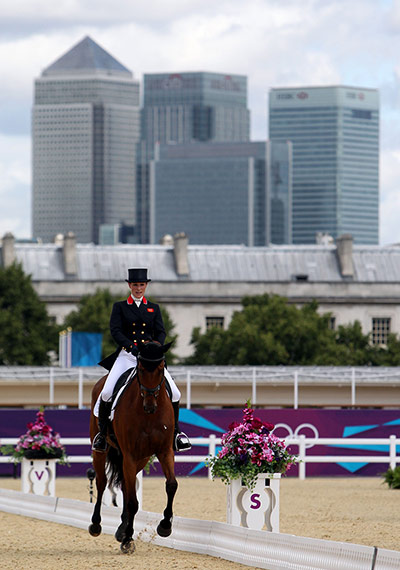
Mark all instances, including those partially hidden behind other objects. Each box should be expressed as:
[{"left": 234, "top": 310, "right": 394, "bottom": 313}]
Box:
[{"left": 0, "top": 476, "right": 399, "bottom": 570}]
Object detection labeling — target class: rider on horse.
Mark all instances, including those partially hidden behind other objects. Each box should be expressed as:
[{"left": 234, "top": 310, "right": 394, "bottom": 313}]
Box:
[{"left": 92, "top": 267, "right": 191, "bottom": 453}]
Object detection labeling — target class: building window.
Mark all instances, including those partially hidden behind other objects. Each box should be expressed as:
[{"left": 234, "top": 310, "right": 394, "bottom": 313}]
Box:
[
  {"left": 371, "top": 318, "right": 391, "bottom": 345},
  {"left": 329, "top": 316, "right": 336, "bottom": 330},
  {"left": 206, "top": 316, "right": 224, "bottom": 331}
]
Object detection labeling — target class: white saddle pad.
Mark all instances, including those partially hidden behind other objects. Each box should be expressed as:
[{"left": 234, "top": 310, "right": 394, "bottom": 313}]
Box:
[{"left": 94, "top": 367, "right": 137, "bottom": 420}]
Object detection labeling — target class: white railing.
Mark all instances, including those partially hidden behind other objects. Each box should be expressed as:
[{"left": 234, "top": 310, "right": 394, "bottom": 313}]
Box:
[
  {"left": 1, "top": 435, "right": 399, "bottom": 480},
  {"left": 2, "top": 365, "right": 400, "bottom": 408}
]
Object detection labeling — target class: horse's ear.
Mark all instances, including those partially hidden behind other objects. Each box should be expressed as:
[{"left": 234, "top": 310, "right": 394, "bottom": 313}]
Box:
[{"left": 162, "top": 341, "right": 172, "bottom": 353}]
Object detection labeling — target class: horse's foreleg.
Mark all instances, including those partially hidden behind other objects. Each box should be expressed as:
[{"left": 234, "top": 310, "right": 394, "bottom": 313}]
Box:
[
  {"left": 157, "top": 450, "right": 178, "bottom": 537},
  {"left": 115, "top": 457, "right": 139, "bottom": 553},
  {"left": 88, "top": 452, "right": 107, "bottom": 537}
]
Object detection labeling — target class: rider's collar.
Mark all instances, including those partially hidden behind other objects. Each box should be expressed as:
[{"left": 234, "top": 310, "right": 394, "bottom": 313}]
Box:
[{"left": 127, "top": 296, "right": 148, "bottom": 305}]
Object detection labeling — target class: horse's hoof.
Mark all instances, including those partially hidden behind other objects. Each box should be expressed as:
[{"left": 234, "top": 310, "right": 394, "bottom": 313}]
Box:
[
  {"left": 120, "top": 540, "right": 135, "bottom": 554},
  {"left": 88, "top": 523, "right": 102, "bottom": 537},
  {"left": 157, "top": 522, "right": 172, "bottom": 537}
]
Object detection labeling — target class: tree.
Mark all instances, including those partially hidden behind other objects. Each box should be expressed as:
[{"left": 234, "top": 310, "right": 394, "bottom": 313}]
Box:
[
  {"left": 185, "top": 294, "right": 339, "bottom": 365},
  {"left": 0, "top": 263, "right": 57, "bottom": 365},
  {"left": 62, "top": 288, "right": 178, "bottom": 362},
  {"left": 62, "top": 289, "right": 120, "bottom": 358},
  {"left": 185, "top": 293, "right": 400, "bottom": 366}
]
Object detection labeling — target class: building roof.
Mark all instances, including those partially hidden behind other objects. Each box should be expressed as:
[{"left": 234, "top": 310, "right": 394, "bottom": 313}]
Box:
[
  {"left": 7, "top": 240, "right": 400, "bottom": 284},
  {"left": 42, "top": 36, "right": 132, "bottom": 78}
]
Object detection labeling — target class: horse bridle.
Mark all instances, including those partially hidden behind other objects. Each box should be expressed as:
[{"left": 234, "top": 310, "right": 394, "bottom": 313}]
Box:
[{"left": 136, "top": 354, "right": 165, "bottom": 399}]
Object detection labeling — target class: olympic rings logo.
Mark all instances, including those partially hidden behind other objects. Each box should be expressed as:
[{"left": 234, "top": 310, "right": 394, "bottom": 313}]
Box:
[{"left": 272, "top": 423, "right": 319, "bottom": 449}]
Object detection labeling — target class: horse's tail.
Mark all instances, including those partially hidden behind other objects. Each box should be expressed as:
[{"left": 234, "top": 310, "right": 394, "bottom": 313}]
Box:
[{"left": 106, "top": 446, "right": 123, "bottom": 489}]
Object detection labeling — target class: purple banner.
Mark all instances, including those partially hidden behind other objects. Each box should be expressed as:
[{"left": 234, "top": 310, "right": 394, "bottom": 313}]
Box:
[{"left": 1, "top": 408, "right": 399, "bottom": 478}]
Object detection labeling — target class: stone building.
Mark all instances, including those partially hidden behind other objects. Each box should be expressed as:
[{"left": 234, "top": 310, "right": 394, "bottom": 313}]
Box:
[{"left": 1, "top": 232, "right": 399, "bottom": 358}]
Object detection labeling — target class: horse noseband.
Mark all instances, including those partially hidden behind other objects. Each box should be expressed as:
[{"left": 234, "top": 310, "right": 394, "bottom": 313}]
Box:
[
  {"left": 137, "top": 354, "right": 166, "bottom": 400},
  {"left": 138, "top": 376, "right": 165, "bottom": 399}
]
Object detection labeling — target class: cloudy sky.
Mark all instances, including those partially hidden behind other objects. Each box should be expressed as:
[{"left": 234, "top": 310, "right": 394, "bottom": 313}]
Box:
[{"left": 0, "top": 0, "right": 399, "bottom": 243}]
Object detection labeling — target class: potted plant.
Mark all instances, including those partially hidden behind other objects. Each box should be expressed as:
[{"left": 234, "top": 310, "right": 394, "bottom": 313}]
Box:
[
  {"left": 207, "top": 402, "right": 296, "bottom": 490},
  {"left": 1, "top": 408, "right": 68, "bottom": 464},
  {"left": 207, "top": 402, "right": 296, "bottom": 531}
]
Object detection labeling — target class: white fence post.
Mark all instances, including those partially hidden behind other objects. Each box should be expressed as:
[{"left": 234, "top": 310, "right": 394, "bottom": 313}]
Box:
[
  {"left": 208, "top": 434, "right": 217, "bottom": 480},
  {"left": 351, "top": 367, "right": 356, "bottom": 406},
  {"left": 186, "top": 370, "right": 191, "bottom": 409},
  {"left": 294, "top": 370, "right": 299, "bottom": 410},
  {"left": 390, "top": 434, "right": 397, "bottom": 470},
  {"left": 298, "top": 435, "right": 306, "bottom": 480},
  {"left": 252, "top": 368, "right": 257, "bottom": 406}
]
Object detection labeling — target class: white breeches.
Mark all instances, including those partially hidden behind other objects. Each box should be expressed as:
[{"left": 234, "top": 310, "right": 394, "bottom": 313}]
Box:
[{"left": 100, "top": 349, "right": 181, "bottom": 403}]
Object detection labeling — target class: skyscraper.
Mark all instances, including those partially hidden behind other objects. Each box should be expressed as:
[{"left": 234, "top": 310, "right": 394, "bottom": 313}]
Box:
[
  {"left": 149, "top": 141, "right": 292, "bottom": 246},
  {"left": 269, "top": 86, "right": 379, "bottom": 244},
  {"left": 32, "top": 36, "right": 140, "bottom": 243},
  {"left": 137, "top": 72, "right": 250, "bottom": 243}
]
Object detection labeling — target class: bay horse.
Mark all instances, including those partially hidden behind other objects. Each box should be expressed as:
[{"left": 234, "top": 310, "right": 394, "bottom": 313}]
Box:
[{"left": 88, "top": 341, "right": 177, "bottom": 553}]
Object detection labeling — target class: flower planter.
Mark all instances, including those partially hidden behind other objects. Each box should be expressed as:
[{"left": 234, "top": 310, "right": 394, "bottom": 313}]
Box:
[
  {"left": 21, "top": 457, "right": 57, "bottom": 497},
  {"left": 227, "top": 473, "right": 280, "bottom": 532},
  {"left": 23, "top": 448, "right": 63, "bottom": 460}
]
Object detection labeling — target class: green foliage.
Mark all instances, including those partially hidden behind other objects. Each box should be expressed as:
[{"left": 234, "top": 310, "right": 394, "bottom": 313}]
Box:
[
  {"left": 185, "top": 293, "right": 400, "bottom": 366},
  {"left": 62, "top": 288, "right": 120, "bottom": 358},
  {"left": 0, "top": 263, "right": 57, "bottom": 365},
  {"left": 158, "top": 304, "right": 178, "bottom": 364},
  {"left": 61, "top": 288, "right": 178, "bottom": 361},
  {"left": 382, "top": 466, "right": 400, "bottom": 489}
]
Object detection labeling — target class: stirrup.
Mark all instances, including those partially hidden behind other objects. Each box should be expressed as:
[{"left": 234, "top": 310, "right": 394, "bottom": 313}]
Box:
[
  {"left": 174, "top": 432, "right": 191, "bottom": 452},
  {"left": 92, "top": 432, "right": 107, "bottom": 453}
]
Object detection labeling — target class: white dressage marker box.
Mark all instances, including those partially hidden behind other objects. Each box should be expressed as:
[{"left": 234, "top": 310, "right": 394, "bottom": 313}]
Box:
[
  {"left": 21, "top": 458, "right": 57, "bottom": 497},
  {"left": 227, "top": 473, "right": 280, "bottom": 532}
]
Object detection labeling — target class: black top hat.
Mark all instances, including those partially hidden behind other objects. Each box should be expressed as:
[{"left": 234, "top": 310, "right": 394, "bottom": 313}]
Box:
[{"left": 125, "top": 268, "right": 151, "bottom": 283}]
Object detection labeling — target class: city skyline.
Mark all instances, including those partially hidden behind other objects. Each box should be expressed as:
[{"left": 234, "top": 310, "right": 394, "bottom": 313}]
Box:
[
  {"left": 269, "top": 86, "right": 379, "bottom": 244},
  {"left": 32, "top": 36, "right": 140, "bottom": 243},
  {"left": 0, "top": 0, "right": 399, "bottom": 244}
]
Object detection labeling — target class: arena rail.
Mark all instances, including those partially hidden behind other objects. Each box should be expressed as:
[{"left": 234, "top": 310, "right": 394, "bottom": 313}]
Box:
[
  {"left": 0, "top": 488, "right": 399, "bottom": 570},
  {"left": 1, "top": 435, "right": 399, "bottom": 480},
  {"left": 2, "top": 365, "right": 400, "bottom": 408}
]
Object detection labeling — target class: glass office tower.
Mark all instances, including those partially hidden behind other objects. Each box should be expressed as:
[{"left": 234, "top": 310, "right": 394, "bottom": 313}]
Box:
[
  {"left": 149, "top": 141, "right": 292, "bottom": 245},
  {"left": 137, "top": 72, "right": 250, "bottom": 243},
  {"left": 32, "top": 36, "right": 140, "bottom": 243},
  {"left": 269, "top": 86, "right": 379, "bottom": 244}
]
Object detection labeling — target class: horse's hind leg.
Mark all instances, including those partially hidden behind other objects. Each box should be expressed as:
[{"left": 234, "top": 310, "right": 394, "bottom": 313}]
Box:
[
  {"left": 88, "top": 452, "right": 107, "bottom": 537},
  {"left": 157, "top": 450, "right": 178, "bottom": 537}
]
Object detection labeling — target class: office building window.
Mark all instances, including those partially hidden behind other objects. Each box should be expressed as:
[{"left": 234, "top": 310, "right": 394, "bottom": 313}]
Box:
[
  {"left": 206, "top": 316, "right": 224, "bottom": 331},
  {"left": 371, "top": 317, "right": 391, "bottom": 345}
]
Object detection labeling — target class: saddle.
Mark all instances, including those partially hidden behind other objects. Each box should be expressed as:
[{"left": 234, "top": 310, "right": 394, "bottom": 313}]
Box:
[{"left": 108, "top": 367, "right": 172, "bottom": 420}]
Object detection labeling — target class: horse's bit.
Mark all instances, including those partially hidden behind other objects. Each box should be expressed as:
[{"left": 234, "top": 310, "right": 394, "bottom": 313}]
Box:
[{"left": 136, "top": 355, "right": 165, "bottom": 399}]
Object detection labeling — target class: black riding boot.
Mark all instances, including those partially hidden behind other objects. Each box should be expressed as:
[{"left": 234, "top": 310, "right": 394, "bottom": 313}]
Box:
[
  {"left": 92, "top": 399, "right": 112, "bottom": 452},
  {"left": 172, "top": 401, "right": 191, "bottom": 452}
]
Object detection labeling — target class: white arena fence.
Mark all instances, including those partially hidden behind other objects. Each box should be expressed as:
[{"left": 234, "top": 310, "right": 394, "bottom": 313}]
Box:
[
  {"left": 2, "top": 365, "right": 400, "bottom": 408},
  {"left": 1, "top": 434, "right": 399, "bottom": 480},
  {"left": 0, "top": 489, "right": 400, "bottom": 570}
]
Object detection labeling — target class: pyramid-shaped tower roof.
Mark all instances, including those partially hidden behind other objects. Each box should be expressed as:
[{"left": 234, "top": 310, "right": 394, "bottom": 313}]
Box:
[{"left": 42, "top": 36, "right": 132, "bottom": 78}]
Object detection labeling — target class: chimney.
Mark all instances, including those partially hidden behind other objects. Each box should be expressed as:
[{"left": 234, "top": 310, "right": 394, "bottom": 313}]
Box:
[
  {"left": 63, "top": 232, "right": 77, "bottom": 276},
  {"left": 336, "top": 234, "right": 354, "bottom": 279},
  {"left": 173, "top": 232, "right": 189, "bottom": 277},
  {"left": 1, "top": 233, "right": 15, "bottom": 267}
]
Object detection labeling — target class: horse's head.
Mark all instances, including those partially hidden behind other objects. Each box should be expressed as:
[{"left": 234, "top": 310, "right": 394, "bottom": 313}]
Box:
[{"left": 137, "top": 341, "right": 172, "bottom": 414}]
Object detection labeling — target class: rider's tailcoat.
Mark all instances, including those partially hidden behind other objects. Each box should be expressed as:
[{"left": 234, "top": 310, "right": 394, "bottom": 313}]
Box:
[{"left": 99, "top": 296, "right": 166, "bottom": 370}]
